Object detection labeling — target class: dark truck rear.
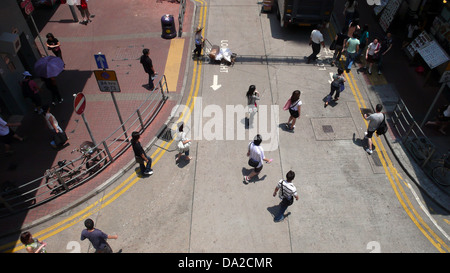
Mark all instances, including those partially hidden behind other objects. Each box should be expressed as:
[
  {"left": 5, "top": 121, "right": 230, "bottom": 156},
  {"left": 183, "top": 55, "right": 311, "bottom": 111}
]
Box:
[{"left": 271, "top": 0, "right": 335, "bottom": 27}]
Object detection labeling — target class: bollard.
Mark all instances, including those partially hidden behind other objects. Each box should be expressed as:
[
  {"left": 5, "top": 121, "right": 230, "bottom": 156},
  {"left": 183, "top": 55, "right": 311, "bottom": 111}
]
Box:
[{"left": 161, "top": 14, "right": 177, "bottom": 39}]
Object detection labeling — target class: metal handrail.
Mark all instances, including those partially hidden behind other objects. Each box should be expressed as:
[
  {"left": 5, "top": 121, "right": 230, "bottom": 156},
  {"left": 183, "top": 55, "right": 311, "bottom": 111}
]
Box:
[{"left": 0, "top": 75, "right": 169, "bottom": 217}]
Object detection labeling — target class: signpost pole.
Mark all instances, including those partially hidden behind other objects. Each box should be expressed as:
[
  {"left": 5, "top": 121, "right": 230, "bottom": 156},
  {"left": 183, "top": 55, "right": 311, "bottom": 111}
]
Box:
[
  {"left": 110, "top": 92, "right": 128, "bottom": 141},
  {"left": 81, "top": 112, "right": 97, "bottom": 147}
]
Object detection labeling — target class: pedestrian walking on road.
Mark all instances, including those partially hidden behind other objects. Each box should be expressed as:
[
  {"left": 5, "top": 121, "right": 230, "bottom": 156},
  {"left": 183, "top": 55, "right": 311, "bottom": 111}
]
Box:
[
  {"left": 244, "top": 134, "right": 272, "bottom": 183},
  {"left": 283, "top": 90, "right": 302, "bottom": 131},
  {"left": 343, "top": 0, "right": 358, "bottom": 28},
  {"left": 344, "top": 32, "right": 360, "bottom": 73},
  {"left": 325, "top": 68, "right": 346, "bottom": 107},
  {"left": 131, "top": 131, "right": 153, "bottom": 176},
  {"left": 364, "top": 104, "right": 384, "bottom": 155},
  {"left": 175, "top": 122, "right": 192, "bottom": 162},
  {"left": 46, "top": 33, "right": 63, "bottom": 60},
  {"left": 0, "top": 115, "right": 24, "bottom": 155},
  {"left": 81, "top": 218, "right": 118, "bottom": 253},
  {"left": 75, "top": 0, "right": 94, "bottom": 25},
  {"left": 306, "top": 25, "right": 325, "bottom": 64},
  {"left": 272, "top": 170, "right": 298, "bottom": 222},
  {"left": 140, "top": 48, "right": 157, "bottom": 90},
  {"left": 43, "top": 77, "right": 63, "bottom": 105},
  {"left": 364, "top": 38, "right": 381, "bottom": 75},
  {"left": 42, "top": 105, "right": 66, "bottom": 148},
  {"left": 377, "top": 33, "right": 393, "bottom": 75},
  {"left": 246, "top": 85, "right": 260, "bottom": 128},
  {"left": 330, "top": 31, "right": 348, "bottom": 67},
  {"left": 193, "top": 27, "right": 204, "bottom": 59},
  {"left": 356, "top": 24, "right": 369, "bottom": 62},
  {"left": 21, "top": 71, "right": 43, "bottom": 114},
  {"left": 346, "top": 20, "right": 360, "bottom": 40},
  {"left": 20, "top": 231, "right": 47, "bottom": 253}
]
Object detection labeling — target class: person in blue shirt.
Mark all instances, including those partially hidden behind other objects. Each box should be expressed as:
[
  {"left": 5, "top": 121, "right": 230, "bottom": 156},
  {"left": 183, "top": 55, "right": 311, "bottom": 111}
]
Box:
[{"left": 81, "top": 218, "right": 118, "bottom": 253}]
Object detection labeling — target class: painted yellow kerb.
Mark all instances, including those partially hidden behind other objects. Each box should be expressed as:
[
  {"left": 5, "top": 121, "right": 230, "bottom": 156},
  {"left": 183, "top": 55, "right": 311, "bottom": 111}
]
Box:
[{"left": 164, "top": 38, "right": 185, "bottom": 92}]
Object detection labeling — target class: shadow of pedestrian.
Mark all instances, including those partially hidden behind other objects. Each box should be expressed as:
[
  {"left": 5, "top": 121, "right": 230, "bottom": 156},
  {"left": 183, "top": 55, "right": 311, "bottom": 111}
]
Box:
[
  {"left": 278, "top": 123, "right": 294, "bottom": 133},
  {"left": 352, "top": 132, "right": 364, "bottom": 147},
  {"left": 240, "top": 167, "right": 266, "bottom": 184}
]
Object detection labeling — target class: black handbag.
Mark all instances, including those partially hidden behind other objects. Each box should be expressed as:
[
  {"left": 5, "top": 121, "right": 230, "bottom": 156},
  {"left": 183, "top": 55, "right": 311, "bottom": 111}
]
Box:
[
  {"left": 53, "top": 132, "right": 68, "bottom": 146},
  {"left": 248, "top": 158, "right": 259, "bottom": 168}
]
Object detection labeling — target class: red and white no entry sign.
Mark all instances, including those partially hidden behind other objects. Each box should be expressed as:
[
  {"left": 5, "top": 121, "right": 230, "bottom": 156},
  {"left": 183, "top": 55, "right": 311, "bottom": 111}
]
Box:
[{"left": 74, "top": 93, "right": 86, "bottom": 115}]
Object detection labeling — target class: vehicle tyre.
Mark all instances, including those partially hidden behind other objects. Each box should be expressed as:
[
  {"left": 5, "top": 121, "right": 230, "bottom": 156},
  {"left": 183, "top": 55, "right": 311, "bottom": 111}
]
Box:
[{"left": 432, "top": 166, "right": 450, "bottom": 187}]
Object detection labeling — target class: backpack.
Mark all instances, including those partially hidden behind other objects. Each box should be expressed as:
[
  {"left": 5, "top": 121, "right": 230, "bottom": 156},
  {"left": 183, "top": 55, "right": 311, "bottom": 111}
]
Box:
[
  {"left": 21, "top": 80, "right": 33, "bottom": 98},
  {"left": 376, "top": 114, "right": 388, "bottom": 136}
]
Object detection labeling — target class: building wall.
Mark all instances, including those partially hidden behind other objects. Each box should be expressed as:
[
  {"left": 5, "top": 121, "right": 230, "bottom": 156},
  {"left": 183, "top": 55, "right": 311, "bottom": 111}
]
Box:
[{"left": 0, "top": 0, "right": 41, "bottom": 115}]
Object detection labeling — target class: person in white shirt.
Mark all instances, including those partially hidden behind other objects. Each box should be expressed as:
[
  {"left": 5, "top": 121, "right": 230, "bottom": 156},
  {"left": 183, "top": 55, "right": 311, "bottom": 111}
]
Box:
[
  {"left": 306, "top": 25, "right": 325, "bottom": 64},
  {"left": 42, "top": 105, "right": 64, "bottom": 148},
  {"left": 244, "top": 134, "right": 272, "bottom": 183},
  {"left": 364, "top": 38, "right": 381, "bottom": 75},
  {"left": 0, "top": 110, "right": 23, "bottom": 155}
]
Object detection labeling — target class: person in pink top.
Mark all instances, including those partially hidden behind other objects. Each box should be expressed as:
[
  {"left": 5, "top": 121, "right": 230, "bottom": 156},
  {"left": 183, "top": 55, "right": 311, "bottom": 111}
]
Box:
[{"left": 21, "top": 71, "right": 43, "bottom": 114}]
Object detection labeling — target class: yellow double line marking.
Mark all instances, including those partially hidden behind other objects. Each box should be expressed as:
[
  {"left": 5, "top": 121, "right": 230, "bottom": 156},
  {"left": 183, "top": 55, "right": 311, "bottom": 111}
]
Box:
[
  {"left": 1, "top": 0, "right": 208, "bottom": 253},
  {"left": 344, "top": 71, "right": 449, "bottom": 253}
]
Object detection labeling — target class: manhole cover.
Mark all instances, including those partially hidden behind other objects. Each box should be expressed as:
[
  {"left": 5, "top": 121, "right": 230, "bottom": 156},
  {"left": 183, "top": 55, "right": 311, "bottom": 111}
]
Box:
[{"left": 322, "top": 125, "right": 333, "bottom": 133}]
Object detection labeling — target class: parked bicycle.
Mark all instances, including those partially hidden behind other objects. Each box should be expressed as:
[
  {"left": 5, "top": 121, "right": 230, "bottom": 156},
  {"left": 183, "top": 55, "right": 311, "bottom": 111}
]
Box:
[
  {"left": 44, "top": 159, "right": 85, "bottom": 191},
  {"left": 44, "top": 141, "right": 107, "bottom": 192},
  {"left": 407, "top": 136, "right": 435, "bottom": 163},
  {"left": 431, "top": 150, "right": 450, "bottom": 187},
  {"left": 72, "top": 141, "right": 107, "bottom": 175}
]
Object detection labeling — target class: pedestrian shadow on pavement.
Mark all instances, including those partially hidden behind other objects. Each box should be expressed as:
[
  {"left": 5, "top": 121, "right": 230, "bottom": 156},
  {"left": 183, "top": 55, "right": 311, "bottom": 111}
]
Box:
[
  {"left": 267, "top": 204, "right": 278, "bottom": 220},
  {"left": 175, "top": 155, "right": 190, "bottom": 168},
  {"left": 352, "top": 132, "right": 376, "bottom": 153},
  {"left": 267, "top": 204, "right": 291, "bottom": 222},
  {"left": 352, "top": 132, "right": 364, "bottom": 148},
  {"left": 241, "top": 167, "right": 266, "bottom": 184},
  {"left": 322, "top": 96, "right": 338, "bottom": 108},
  {"left": 278, "top": 123, "right": 294, "bottom": 133}
]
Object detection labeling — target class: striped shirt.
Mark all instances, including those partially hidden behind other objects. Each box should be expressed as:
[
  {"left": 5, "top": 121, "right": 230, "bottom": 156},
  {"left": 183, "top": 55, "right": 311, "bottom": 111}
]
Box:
[{"left": 277, "top": 180, "right": 298, "bottom": 200}]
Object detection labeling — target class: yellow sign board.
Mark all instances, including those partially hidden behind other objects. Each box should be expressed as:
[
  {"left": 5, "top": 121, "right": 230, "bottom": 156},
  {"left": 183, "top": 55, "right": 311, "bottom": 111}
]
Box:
[{"left": 94, "top": 70, "right": 120, "bottom": 92}]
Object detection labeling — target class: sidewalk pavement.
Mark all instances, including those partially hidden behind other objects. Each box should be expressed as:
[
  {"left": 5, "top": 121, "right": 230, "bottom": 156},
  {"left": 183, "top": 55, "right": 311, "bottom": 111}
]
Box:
[
  {"left": 0, "top": 0, "right": 194, "bottom": 236},
  {"left": 332, "top": 0, "right": 449, "bottom": 209}
]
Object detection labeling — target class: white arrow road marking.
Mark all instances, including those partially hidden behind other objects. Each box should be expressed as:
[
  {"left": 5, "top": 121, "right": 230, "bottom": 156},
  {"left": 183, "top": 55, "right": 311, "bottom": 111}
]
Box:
[{"left": 211, "top": 75, "right": 222, "bottom": 91}]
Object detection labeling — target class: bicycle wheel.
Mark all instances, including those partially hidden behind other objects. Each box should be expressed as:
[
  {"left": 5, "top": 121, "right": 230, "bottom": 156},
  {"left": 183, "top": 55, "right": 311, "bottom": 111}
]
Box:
[
  {"left": 432, "top": 166, "right": 450, "bottom": 187},
  {"left": 45, "top": 174, "right": 59, "bottom": 190},
  {"left": 409, "top": 138, "right": 429, "bottom": 162},
  {"left": 86, "top": 150, "right": 105, "bottom": 174}
]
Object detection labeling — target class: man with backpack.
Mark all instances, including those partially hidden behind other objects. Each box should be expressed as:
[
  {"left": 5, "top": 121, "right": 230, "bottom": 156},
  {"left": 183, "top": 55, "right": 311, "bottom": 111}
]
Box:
[
  {"left": 364, "top": 104, "right": 386, "bottom": 155},
  {"left": 272, "top": 170, "right": 299, "bottom": 222}
]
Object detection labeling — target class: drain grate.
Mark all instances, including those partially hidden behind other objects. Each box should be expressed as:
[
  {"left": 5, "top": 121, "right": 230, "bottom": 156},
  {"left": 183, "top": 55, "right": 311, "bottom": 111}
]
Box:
[{"left": 322, "top": 125, "right": 334, "bottom": 133}]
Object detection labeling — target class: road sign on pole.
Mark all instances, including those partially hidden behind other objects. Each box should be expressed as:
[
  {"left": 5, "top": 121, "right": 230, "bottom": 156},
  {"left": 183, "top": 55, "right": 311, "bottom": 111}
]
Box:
[
  {"left": 73, "top": 93, "right": 97, "bottom": 146},
  {"left": 94, "top": 70, "right": 121, "bottom": 92},
  {"left": 74, "top": 92, "right": 86, "bottom": 115},
  {"left": 94, "top": 53, "right": 109, "bottom": 69}
]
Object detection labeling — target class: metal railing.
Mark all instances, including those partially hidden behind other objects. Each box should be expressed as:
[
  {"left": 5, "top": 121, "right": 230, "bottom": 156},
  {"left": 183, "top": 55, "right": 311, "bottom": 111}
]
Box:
[
  {"left": 0, "top": 75, "right": 170, "bottom": 217},
  {"left": 178, "top": 0, "right": 187, "bottom": 37},
  {"left": 391, "top": 98, "right": 449, "bottom": 187}
]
